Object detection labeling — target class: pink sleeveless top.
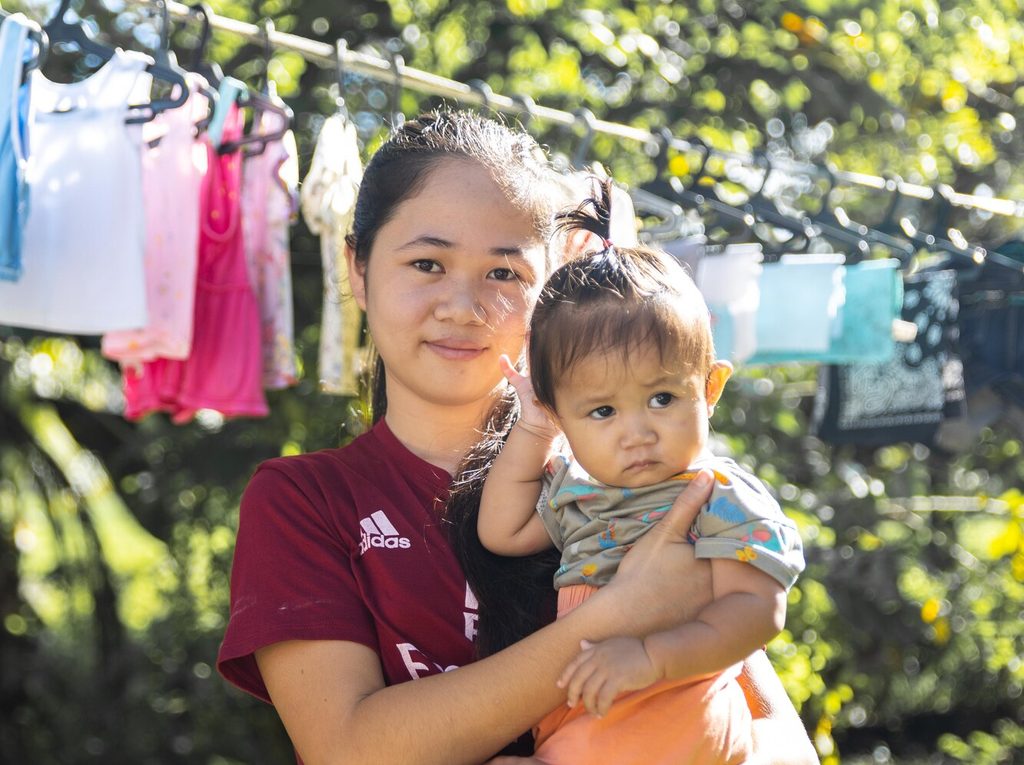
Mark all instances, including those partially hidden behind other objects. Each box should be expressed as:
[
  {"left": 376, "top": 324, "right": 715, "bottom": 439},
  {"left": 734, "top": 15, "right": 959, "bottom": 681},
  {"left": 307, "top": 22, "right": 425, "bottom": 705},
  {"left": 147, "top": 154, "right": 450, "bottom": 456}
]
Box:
[
  {"left": 123, "top": 103, "right": 268, "bottom": 423},
  {"left": 103, "top": 73, "right": 210, "bottom": 363}
]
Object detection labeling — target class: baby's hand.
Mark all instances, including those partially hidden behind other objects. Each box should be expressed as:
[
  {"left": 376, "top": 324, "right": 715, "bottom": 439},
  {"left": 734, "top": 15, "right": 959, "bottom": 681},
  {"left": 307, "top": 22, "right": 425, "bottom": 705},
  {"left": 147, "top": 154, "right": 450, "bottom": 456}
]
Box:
[
  {"left": 557, "top": 637, "right": 662, "bottom": 718},
  {"left": 499, "top": 354, "right": 557, "bottom": 435}
]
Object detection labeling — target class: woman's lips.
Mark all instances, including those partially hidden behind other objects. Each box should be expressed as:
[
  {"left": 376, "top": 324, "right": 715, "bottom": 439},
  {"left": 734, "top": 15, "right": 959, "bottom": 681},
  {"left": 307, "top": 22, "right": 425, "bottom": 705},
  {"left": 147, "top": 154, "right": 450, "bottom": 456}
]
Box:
[{"left": 425, "top": 340, "right": 486, "bottom": 360}]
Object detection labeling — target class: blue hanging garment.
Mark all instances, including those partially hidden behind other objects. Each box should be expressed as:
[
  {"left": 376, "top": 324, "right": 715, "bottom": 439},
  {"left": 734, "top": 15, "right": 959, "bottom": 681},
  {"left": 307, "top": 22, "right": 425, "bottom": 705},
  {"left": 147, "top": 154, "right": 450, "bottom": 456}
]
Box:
[
  {"left": 746, "top": 254, "right": 846, "bottom": 365},
  {"left": 0, "top": 14, "right": 35, "bottom": 282},
  {"left": 747, "top": 258, "right": 903, "bottom": 365}
]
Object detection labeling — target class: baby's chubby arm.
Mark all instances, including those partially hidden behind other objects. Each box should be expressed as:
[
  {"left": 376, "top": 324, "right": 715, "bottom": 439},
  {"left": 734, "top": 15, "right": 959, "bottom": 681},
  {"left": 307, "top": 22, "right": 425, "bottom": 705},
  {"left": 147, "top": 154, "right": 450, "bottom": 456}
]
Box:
[
  {"left": 561, "top": 558, "right": 786, "bottom": 716},
  {"left": 478, "top": 355, "right": 559, "bottom": 556}
]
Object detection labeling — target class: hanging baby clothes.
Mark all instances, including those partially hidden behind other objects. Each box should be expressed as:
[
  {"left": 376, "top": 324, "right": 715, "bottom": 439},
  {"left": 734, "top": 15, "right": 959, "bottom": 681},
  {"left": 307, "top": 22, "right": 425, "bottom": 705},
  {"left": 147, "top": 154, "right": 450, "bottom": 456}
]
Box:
[
  {"left": 102, "top": 73, "right": 210, "bottom": 363},
  {"left": 0, "top": 14, "right": 34, "bottom": 282},
  {"left": 124, "top": 103, "right": 268, "bottom": 423},
  {"left": 695, "top": 243, "right": 763, "bottom": 365},
  {"left": 300, "top": 112, "right": 364, "bottom": 396},
  {"left": 0, "top": 50, "right": 151, "bottom": 333},
  {"left": 812, "top": 269, "right": 966, "bottom": 446},
  {"left": 747, "top": 258, "right": 904, "bottom": 366},
  {"left": 747, "top": 254, "right": 846, "bottom": 365},
  {"left": 241, "top": 106, "right": 298, "bottom": 389}
]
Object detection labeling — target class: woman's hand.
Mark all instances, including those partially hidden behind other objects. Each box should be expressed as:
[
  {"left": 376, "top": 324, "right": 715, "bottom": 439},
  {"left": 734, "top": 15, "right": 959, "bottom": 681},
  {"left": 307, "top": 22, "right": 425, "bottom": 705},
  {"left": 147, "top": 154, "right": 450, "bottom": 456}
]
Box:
[
  {"left": 499, "top": 354, "right": 558, "bottom": 436},
  {"left": 592, "top": 469, "right": 715, "bottom": 635}
]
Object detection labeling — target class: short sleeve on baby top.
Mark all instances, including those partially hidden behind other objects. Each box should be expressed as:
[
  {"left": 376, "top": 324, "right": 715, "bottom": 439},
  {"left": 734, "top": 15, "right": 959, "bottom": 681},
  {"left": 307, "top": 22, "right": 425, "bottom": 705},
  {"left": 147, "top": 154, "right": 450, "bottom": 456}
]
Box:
[{"left": 689, "top": 458, "right": 805, "bottom": 590}]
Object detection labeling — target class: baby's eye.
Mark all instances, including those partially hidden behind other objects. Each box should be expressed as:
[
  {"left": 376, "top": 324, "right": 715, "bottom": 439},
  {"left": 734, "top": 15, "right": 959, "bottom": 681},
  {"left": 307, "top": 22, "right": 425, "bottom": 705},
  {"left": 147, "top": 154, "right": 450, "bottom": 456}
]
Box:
[
  {"left": 489, "top": 267, "right": 520, "bottom": 282},
  {"left": 412, "top": 259, "right": 442, "bottom": 273},
  {"left": 588, "top": 405, "right": 615, "bottom": 420},
  {"left": 649, "top": 392, "right": 674, "bottom": 408}
]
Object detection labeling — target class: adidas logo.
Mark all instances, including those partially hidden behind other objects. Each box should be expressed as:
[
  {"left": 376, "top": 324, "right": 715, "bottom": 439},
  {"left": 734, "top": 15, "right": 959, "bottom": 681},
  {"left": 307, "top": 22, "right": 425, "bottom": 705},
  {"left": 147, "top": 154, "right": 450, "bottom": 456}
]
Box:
[{"left": 359, "top": 510, "right": 411, "bottom": 555}]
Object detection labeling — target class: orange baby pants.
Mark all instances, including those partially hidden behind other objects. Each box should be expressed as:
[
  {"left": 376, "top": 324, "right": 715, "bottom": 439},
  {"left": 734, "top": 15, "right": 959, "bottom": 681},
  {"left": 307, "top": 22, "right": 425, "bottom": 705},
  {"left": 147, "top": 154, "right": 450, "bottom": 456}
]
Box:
[{"left": 533, "top": 585, "right": 753, "bottom": 765}]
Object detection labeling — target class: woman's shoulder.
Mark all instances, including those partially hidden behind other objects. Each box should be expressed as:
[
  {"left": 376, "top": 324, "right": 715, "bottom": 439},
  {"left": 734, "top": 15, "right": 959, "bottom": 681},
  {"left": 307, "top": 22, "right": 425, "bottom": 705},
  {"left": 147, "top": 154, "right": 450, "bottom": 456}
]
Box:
[{"left": 253, "top": 428, "right": 375, "bottom": 481}]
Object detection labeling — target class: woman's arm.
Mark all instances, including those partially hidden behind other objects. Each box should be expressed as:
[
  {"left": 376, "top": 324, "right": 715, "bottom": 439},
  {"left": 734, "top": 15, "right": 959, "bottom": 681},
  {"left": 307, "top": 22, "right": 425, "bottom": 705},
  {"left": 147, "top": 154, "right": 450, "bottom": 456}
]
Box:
[
  {"left": 740, "top": 650, "right": 819, "bottom": 765},
  {"left": 256, "top": 471, "right": 718, "bottom": 765}
]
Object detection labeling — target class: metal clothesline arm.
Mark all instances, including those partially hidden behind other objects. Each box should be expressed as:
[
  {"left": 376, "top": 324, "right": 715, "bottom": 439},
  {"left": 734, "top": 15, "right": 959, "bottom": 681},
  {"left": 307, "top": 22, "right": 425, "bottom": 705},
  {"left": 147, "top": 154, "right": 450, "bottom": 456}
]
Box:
[{"left": 164, "top": 1, "right": 1021, "bottom": 218}]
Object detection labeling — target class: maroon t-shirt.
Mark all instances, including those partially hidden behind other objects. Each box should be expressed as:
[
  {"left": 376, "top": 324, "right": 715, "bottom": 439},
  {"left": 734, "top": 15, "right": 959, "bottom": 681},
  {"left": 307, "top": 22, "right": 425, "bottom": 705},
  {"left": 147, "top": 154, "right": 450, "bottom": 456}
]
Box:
[{"left": 217, "top": 419, "right": 479, "bottom": 702}]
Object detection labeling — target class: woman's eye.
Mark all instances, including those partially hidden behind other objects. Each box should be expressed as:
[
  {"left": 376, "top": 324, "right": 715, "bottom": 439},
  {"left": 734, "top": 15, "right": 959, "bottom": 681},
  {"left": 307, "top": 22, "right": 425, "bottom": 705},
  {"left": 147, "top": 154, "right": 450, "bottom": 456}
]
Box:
[
  {"left": 412, "top": 259, "right": 442, "bottom": 273},
  {"left": 650, "top": 392, "right": 674, "bottom": 408},
  {"left": 489, "top": 267, "right": 520, "bottom": 282},
  {"left": 588, "top": 406, "right": 615, "bottom": 420}
]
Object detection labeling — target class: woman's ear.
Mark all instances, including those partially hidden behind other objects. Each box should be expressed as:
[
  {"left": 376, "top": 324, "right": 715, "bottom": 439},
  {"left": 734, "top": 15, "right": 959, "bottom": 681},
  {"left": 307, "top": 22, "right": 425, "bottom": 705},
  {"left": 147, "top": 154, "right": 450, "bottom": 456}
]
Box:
[
  {"left": 345, "top": 242, "right": 368, "bottom": 311},
  {"left": 705, "top": 360, "right": 733, "bottom": 413}
]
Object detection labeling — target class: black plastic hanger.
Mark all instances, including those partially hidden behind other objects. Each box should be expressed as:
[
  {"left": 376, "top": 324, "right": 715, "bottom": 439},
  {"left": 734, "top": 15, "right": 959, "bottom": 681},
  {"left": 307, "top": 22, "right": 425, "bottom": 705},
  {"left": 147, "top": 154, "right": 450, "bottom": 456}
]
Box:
[
  {"left": 216, "top": 19, "right": 292, "bottom": 156},
  {"left": 186, "top": 2, "right": 223, "bottom": 87},
  {"left": 44, "top": 0, "right": 110, "bottom": 60},
  {"left": 43, "top": 0, "right": 188, "bottom": 121},
  {"left": 741, "top": 152, "right": 827, "bottom": 256},
  {"left": 151, "top": 0, "right": 214, "bottom": 133},
  {"left": 873, "top": 177, "right": 1022, "bottom": 274},
  {"left": 644, "top": 131, "right": 756, "bottom": 237},
  {"left": 804, "top": 164, "right": 914, "bottom": 263}
]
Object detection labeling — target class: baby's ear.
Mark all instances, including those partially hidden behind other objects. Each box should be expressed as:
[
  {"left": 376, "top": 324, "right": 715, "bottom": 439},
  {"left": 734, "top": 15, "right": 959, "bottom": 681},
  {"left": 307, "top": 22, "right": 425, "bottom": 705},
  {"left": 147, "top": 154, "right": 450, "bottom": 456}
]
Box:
[{"left": 705, "top": 361, "right": 733, "bottom": 410}]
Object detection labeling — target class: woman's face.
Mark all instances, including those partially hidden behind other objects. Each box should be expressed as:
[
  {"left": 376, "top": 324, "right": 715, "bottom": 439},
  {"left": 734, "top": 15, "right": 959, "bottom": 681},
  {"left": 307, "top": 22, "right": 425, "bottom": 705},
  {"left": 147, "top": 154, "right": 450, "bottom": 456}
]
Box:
[{"left": 349, "top": 158, "right": 549, "bottom": 413}]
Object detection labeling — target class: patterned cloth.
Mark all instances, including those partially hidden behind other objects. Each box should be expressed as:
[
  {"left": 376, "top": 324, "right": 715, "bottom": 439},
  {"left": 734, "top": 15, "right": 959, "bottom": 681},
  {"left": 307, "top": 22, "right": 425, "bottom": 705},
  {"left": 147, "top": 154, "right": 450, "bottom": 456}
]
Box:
[
  {"left": 300, "top": 112, "right": 365, "bottom": 395},
  {"left": 813, "top": 268, "right": 965, "bottom": 445},
  {"left": 241, "top": 104, "right": 299, "bottom": 389},
  {"left": 537, "top": 454, "right": 804, "bottom": 591}
]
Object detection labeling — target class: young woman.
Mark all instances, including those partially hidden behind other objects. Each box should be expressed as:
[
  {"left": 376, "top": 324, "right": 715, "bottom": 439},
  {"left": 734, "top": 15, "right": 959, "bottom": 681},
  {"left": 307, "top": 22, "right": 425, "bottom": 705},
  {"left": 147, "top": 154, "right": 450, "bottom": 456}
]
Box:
[{"left": 217, "top": 110, "right": 818, "bottom": 765}]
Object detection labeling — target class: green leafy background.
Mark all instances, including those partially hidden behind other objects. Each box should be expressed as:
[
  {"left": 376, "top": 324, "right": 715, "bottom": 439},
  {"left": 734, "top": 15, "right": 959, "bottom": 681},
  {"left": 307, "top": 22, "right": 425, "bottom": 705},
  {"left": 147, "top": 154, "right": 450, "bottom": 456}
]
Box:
[{"left": 1, "top": 1, "right": 1023, "bottom": 762}]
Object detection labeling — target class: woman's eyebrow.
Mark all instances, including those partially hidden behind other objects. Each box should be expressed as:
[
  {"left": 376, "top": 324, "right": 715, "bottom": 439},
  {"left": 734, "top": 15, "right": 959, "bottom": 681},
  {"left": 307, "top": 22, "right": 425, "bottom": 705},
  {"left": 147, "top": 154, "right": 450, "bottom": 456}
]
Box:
[
  {"left": 398, "top": 236, "right": 532, "bottom": 261},
  {"left": 399, "top": 235, "right": 453, "bottom": 250},
  {"left": 491, "top": 246, "right": 529, "bottom": 258}
]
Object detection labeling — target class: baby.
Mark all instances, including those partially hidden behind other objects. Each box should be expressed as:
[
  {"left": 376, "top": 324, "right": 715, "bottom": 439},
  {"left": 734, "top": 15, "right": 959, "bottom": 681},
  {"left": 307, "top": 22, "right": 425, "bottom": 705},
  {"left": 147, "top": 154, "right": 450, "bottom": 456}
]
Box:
[{"left": 478, "top": 179, "right": 805, "bottom": 764}]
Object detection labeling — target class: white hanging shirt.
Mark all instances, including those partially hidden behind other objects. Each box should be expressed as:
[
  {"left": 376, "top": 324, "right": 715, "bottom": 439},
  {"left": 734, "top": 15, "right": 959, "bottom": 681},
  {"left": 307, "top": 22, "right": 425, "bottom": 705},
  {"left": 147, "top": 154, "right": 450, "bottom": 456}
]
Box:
[
  {"left": 0, "top": 50, "right": 151, "bottom": 334},
  {"left": 300, "top": 112, "right": 365, "bottom": 395}
]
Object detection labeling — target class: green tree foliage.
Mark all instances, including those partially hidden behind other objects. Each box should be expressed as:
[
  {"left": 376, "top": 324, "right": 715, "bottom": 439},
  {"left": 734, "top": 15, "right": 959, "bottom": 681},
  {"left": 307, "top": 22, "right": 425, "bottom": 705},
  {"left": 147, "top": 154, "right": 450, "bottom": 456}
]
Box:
[{"left": 2, "top": 1, "right": 1024, "bottom": 762}]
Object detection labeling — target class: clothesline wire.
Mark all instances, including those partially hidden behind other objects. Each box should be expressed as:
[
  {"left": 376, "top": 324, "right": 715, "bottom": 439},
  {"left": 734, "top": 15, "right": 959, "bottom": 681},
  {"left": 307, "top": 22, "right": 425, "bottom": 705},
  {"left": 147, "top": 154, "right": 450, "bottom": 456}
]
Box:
[{"left": 164, "top": 1, "right": 1024, "bottom": 220}]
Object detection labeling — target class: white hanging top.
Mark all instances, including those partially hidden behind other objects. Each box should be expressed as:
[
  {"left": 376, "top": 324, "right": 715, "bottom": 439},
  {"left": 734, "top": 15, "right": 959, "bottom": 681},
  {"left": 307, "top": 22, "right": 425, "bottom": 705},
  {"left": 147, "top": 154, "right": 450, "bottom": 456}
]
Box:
[{"left": 0, "top": 49, "right": 152, "bottom": 334}]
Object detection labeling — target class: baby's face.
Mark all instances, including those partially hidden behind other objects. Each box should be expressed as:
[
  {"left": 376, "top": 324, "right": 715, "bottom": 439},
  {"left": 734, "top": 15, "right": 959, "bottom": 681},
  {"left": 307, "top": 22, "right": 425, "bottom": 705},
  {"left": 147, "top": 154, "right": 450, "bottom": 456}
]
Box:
[{"left": 551, "top": 343, "right": 722, "bottom": 488}]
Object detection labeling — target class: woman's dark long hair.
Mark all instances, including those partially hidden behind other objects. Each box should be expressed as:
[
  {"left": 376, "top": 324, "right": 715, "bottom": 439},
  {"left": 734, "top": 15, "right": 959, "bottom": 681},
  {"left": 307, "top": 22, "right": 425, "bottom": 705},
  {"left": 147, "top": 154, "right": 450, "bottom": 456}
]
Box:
[
  {"left": 346, "top": 109, "right": 564, "bottom": 656},
  {"left": 444, "top": 387, "right": 561, "bottom": 658}
]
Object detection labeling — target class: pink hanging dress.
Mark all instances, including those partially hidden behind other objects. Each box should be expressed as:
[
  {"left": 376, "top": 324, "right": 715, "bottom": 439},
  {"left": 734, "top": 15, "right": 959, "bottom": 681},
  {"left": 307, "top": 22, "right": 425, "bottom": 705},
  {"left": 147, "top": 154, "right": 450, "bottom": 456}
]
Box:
[
  {"left": 124, "top": 103, "right": 268, "bottom": 423},
  {"left": 102, "top": 73, "right": 210, "bottom": 363}
]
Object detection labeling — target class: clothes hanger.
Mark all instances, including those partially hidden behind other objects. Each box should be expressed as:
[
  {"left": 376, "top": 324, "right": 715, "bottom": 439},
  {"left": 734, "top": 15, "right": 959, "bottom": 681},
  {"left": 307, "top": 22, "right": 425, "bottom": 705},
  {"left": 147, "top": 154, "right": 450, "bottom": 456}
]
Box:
[
  {"left": 740, "top": 151, "right": 838, "bottom": 258},
  {"left": 386, "top": 46, "right": 405, "bottom": 128},
  {"left": 571, "top": 108, "right": 597, "bottom": 170},
  {"left": 510, "top": 93, "right": 536, "bottom": 130},
  {"left": 632, "top": 128, "right": 699, "bottom": 242},
  {"left": 216, "top": 19, "right": 292, "bottom": 156},
  {"left": 804, "top": 163, "right": 915, "bottom": 264},
  {"left": 43, "top": 0, "right": 188, "bottom": 121},
  {"left": 334, "top": 38, "right": 350, "bottom": 118},
  {"left": 641, "top": 132, "right": 759, "bottom": 247},
  {"left": 874, "top": 177, "right": 1023, "bottom": 275},
  {"left": 152, "top": 0, "right": 216, "bottom": 131},
  {"left": 186, "top": 2, "right": 222, "bottom": 87}
]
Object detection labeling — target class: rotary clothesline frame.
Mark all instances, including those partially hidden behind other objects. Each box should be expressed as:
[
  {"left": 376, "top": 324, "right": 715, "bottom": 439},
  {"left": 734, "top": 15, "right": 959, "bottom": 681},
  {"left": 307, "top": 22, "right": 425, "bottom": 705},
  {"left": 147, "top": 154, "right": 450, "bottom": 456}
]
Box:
[{"left": 165, "top": 1, "right": 1024, "bottom": 224}]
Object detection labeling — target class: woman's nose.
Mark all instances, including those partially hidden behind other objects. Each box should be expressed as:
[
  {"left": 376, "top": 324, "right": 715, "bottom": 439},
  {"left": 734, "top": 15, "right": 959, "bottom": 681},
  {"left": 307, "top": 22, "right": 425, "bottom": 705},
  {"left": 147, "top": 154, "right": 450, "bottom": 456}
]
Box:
[{"left": 434, "top": 280, "right": 486, "bottom": 324}]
